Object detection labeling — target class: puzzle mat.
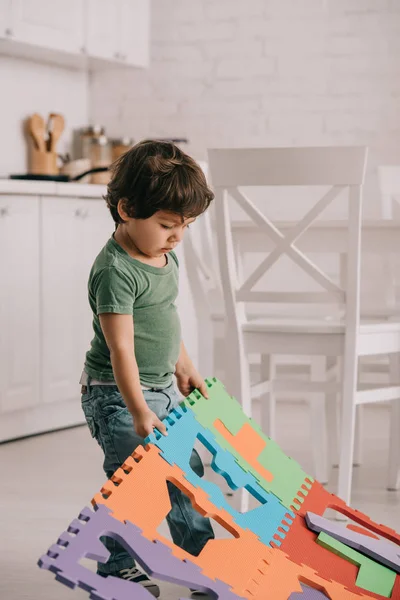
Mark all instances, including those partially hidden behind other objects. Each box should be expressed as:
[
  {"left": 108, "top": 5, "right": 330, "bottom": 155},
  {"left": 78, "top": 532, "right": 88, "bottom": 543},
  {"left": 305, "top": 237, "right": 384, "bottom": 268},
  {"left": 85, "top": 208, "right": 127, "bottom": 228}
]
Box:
[{"left": 38, "top": 378, "right": 400, "bottom": 599}]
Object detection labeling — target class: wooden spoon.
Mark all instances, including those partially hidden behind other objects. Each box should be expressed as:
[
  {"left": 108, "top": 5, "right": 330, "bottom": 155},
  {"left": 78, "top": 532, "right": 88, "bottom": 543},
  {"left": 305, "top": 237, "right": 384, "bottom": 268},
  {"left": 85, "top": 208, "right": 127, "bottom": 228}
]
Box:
[
  {"left": 47, "top": 113, "right": 65, "bottom": 152},
  {"left": 28, "top": 113, "right": 47, "bottom": 152}
]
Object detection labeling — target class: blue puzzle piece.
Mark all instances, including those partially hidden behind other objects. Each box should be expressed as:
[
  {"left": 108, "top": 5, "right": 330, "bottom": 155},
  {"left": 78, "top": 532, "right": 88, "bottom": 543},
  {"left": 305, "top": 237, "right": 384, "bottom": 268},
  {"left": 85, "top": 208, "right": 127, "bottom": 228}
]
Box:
[{"left": 145, "top": 404, "right": 294, "bottom": 547}]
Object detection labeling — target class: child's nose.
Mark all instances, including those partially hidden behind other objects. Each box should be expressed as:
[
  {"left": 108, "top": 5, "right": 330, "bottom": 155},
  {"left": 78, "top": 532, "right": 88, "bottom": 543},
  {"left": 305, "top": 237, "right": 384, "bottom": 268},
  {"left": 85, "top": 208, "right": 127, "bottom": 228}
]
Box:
[{"left": 170, "top": 229, "right": 184, "bottom": 243}]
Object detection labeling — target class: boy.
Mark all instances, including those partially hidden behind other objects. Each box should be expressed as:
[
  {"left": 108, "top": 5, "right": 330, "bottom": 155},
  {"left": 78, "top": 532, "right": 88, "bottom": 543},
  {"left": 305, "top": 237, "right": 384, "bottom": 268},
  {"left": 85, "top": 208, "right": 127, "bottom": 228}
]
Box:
[{"left": 80, "top": 140, "right": 215, "bottom": 598}]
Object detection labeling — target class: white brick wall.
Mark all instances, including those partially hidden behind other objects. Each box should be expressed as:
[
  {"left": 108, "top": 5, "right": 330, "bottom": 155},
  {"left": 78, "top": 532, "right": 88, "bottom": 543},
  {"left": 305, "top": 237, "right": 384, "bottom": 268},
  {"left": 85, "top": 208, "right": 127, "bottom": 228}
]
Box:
[{"left": 90, "top": 0, "right": 400, "bottom": 216}]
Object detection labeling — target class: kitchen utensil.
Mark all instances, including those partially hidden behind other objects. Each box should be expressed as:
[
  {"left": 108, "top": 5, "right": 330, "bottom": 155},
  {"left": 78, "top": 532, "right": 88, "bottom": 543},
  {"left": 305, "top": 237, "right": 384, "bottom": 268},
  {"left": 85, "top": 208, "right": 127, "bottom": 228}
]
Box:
[
  {"left": 60, "top": 158, "right": 91, "bottom": 183},
  {"left": 47, "top": 113, "right": 65, "bottom": 152},
  {"left": 28, "top": 113, "right": 47, "bottom": 152},
  {"left": 29, "top": 149, "right": 59, "bottom": 175},
  {"left": 10, "top": 166, "right": 109, "bottom": 183}
]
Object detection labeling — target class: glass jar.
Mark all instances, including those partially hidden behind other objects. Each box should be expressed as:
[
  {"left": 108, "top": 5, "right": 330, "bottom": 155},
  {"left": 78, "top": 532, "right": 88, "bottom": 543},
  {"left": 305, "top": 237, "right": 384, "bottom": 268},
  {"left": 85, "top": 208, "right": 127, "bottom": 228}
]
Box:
[
  {"left": 74, "top": 125, "right": 105, "bottom": 161},
  {"left": 110, "top": 137, "right": 134, "bottom": 162},
  {"left": 89, "top": 135, "right": 112, "bottom": 184}
]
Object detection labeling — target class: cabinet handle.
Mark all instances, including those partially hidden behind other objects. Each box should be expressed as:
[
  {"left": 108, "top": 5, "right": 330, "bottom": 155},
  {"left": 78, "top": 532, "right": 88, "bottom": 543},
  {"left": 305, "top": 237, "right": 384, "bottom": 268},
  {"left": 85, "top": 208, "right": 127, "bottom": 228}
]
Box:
[
  {"left": 80, "top": 46, "right": 87, "bottom": 54},
  {"left": 75, "top": 208, "right": 89, "bottom": 218},
  {"left": 114, "top": 52, "right": 120, "bottom": 59},
  {"left": 5, "top": 28, "right": 13, "bottom": 37},
  {"left": 0, "top": 206, "right": 9, "bottom": 217}
]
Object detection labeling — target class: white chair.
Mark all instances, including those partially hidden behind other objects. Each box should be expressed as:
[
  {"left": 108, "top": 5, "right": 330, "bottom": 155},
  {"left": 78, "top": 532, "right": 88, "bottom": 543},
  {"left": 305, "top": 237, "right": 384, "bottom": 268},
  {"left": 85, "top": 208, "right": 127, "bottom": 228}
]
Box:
[
  {"left": 378, "top": 165, "right": 400, "bottom": 220},
  {"left": 208, "top": 145, "right": 400, "bottom": 510},
  {"left": 183, "top": 202, "right": 335, "bottom": 484}
]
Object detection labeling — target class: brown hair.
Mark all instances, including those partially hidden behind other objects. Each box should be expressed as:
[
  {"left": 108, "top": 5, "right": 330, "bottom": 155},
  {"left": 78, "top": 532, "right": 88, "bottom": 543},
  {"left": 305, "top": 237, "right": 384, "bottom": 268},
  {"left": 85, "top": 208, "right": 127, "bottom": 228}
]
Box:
[{"left": 104, "top": 139, "right": 214, "bottom": 226}]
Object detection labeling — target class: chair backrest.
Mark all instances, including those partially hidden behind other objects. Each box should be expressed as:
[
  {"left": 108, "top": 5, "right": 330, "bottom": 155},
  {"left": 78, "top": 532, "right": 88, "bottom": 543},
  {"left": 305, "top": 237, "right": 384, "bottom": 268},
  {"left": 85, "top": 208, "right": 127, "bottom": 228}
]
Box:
[
  {"left": 207, "top": 146, "right": 368, "bottom": 334},
  {"left": 378, "top": 165, "right": 400, "bottom": 219}
]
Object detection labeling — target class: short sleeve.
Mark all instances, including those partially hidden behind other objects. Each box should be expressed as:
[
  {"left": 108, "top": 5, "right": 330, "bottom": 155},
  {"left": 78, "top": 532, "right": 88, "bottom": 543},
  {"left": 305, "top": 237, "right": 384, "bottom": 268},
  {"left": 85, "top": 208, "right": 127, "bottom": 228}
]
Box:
[{"left": 93, "top": 267, "right": 136, "bottom": 315}]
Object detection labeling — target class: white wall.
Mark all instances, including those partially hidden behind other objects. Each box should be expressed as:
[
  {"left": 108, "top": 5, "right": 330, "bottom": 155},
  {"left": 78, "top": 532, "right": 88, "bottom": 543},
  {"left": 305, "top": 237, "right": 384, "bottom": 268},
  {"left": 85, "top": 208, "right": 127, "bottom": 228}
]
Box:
[
  {"left": 0, "top": 55, "right": 88, "bottom": 176},
  {"left": 90, "top": 0, "right": 400, "bottom": 216}
]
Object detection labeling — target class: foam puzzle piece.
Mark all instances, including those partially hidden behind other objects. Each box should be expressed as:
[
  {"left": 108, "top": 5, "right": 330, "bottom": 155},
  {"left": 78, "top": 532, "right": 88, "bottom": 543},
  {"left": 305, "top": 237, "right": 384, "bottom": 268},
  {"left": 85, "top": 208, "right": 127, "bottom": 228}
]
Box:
[
  {"left": 317, "top": 532, "right": 396, "bottom": 597},
  {"left": 288, "top": 584, "right": 330, "bottom": 599},
  {"left": 280, "top": 480, "right": 400, "bottom": 599},
  {"left": 306, "top": 511, "right": 400, "bottom": 573},
  {"left": 38, "top": 377, "right": 400, "bottom": 600},
  {"left": 145, "top": 403, "right": 295, "bottom": 547},
  {"left": 242, "top": 544, "right": 373, "bottom": 599},
  {"left": 92, "top": 444, "right": 273, "bottom": 597},
  {"left": 38, "top": 504, "right": 242, "bottom": 600},
  {"left": 180, "top": 378, "right": 313, "bottom": 510}
]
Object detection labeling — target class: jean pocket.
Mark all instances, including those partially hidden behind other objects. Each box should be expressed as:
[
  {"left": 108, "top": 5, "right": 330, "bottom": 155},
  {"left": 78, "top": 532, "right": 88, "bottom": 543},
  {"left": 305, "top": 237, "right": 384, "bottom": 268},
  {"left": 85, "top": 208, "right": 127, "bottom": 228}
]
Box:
[{"left": 81, "top": 401, "right": 98, "bottom": 439}]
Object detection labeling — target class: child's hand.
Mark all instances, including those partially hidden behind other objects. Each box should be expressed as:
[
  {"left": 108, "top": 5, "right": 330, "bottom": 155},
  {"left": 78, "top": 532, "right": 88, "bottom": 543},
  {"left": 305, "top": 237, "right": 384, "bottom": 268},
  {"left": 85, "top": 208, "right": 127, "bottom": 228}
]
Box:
[
  {"left": 133, "top": 408, "right": 168, "bottom": 438},
  {"left": 175, "top": 366, "right": 209, "bottom": 399}
]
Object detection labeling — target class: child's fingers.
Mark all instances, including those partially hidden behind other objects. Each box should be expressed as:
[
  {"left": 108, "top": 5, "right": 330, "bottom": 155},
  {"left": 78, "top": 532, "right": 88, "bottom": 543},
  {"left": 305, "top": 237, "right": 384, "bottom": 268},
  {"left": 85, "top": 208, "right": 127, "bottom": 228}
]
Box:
[
  {"left": 156, "top": 418, "right": 168, "bottom": 436},
  {"left": 198, "top": 380, "right": 209, "bottom": 399}
]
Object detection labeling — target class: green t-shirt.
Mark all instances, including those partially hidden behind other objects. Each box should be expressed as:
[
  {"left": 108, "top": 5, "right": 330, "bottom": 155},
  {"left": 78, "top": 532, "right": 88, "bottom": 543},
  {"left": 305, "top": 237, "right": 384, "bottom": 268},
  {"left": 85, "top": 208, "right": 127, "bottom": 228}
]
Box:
[{"left": 84, "top": 234, "right": 181, "bottom": 388}]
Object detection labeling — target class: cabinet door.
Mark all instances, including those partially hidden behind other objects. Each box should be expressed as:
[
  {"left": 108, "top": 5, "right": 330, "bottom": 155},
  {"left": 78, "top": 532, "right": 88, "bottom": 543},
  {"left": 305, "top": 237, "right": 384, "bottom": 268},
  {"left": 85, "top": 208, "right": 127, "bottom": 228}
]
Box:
[
  {"left": 0, "top": 196, "right": 40, "bottom": 438},
  {"left": 74, "top": 199, "right": 114, "bottom": 380},
  {"left": 0, "top": 0, "right": 12, "bottom": 38},
  {"left": 85, "top": 0, "right": 119, "bottom": 60},
  {"left": 11, "top": 0, "right": 84, "bottom": 53},
  {"left": 120, "top": 0, "right": 150, "bottom": 67},
  {"left": 41, "top": 197, "right": 112, "bottom": 405},
  {"left": 41, "top": 197, "right": 84, "bottom": 406}
]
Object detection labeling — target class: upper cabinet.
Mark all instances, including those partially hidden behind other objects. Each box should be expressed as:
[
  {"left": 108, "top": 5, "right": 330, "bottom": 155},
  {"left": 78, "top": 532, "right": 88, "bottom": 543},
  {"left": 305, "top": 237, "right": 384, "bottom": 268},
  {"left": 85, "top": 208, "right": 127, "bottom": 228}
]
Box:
[
  {"left": 0, "top": 0, "right": 150, "bottom": 69},
  {"left": 11, "top": 0, "right": 84, "bottom": 54},
  {"left": 85, "top": 0, "right": 119, "bottom": 61},
  {"left": 86, "top": 0, "right": 149, "bottom": 67},
  {"left": 120, "top": 0, "right": 150, "bottom": 67}
]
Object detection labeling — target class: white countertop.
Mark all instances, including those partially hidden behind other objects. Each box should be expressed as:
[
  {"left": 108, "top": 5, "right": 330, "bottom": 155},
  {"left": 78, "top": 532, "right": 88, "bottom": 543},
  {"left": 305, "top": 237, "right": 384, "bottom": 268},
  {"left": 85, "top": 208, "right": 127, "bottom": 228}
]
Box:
[
  {"left": 0, "top": 160, "right": 208, "bottom": 198},
  {"left": 0, "top": 179, "right": 107, "bottom": 198}
]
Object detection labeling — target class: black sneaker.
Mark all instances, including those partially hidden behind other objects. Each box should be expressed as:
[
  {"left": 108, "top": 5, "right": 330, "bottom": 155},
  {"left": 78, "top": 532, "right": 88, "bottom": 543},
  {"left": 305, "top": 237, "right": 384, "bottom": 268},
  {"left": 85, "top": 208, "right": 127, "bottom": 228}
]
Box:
[{"left": 117, "top": 567, "right": 160, "bottom": 597}]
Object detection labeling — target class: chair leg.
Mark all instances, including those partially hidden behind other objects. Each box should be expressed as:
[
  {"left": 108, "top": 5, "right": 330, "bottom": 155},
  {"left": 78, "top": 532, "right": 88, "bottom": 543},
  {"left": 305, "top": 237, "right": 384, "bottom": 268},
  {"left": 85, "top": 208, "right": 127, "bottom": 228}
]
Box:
[
  {"left": 337, "top": 353, "right": 358, "bottom": 508},
  {"left": 353, "top": 405, "right": 364, "bottom": 466},
  {"left": 388, "top": 354, "right": 400, "bottom": 491},
  {"left": 260, "top": 354, "right": 276, "bottom": 439},
  {"left": 325, "top": 357, "right": 340, "bottom": 468},
  {"left": 309, "top": 357, "right": 329, "bottom": 485}
]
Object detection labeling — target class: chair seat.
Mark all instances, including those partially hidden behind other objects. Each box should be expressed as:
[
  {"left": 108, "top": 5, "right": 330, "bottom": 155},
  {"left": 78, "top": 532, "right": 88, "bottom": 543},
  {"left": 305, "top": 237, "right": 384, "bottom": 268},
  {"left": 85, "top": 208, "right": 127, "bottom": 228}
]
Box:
[{"left": 242, "top": 316, "right": 400, "bottom": 335}]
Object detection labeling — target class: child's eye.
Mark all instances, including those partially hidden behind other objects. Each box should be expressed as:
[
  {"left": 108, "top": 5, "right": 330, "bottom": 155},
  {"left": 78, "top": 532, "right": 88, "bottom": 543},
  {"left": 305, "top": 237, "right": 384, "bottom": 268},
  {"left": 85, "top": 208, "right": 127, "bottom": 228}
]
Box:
[{"left": 161, "top": 224, "right": 173, "bottom": 230}]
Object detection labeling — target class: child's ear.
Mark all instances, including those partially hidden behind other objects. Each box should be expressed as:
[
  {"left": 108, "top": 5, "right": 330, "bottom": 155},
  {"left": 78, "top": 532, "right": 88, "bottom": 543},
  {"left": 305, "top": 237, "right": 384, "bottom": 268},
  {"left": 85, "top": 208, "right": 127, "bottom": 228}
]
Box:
[{"left": 117, "top": 198, "right": 130, "bottom": 220}]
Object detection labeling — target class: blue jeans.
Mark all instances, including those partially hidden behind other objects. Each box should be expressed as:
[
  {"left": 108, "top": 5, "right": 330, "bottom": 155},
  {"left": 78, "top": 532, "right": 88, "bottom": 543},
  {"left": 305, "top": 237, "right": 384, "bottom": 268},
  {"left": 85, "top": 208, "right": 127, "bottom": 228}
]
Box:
[{"left": 81, "top": 377, "right": 215, "bottom": 575}]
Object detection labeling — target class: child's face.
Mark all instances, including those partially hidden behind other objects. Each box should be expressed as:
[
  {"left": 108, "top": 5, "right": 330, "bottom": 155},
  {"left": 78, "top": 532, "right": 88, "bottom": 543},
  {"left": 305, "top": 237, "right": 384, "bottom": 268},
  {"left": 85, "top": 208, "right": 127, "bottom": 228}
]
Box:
[{"left": 129, "top": 210, "right": 196, "bottom": 258}]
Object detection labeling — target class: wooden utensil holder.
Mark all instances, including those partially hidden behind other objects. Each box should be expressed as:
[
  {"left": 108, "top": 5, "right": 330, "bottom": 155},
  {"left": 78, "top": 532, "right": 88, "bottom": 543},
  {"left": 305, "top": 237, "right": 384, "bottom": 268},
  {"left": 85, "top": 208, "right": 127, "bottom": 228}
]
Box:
[{"left": 29, "top": 148, "right": 59, "bottom": 175}]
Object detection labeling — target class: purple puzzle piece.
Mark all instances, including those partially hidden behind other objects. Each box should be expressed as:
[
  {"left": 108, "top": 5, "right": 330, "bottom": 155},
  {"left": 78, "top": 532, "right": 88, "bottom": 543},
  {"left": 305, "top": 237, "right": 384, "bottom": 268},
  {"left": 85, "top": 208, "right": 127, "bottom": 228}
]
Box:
[
  {"left": 306, "top": 511, "right": 400, "bottom": 574},
  {"left": 38, "top": 503, "right": 243, "bottom": 600},
  {"left": 289, "top": 584, "right": 329, "bottom": 599}
]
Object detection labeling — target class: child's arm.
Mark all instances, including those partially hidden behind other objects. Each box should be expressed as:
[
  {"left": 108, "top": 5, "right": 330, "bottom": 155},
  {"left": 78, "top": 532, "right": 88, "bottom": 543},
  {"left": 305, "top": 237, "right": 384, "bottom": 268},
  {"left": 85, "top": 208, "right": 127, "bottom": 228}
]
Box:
[
  {"left": 99, "top": 313, "right": 168, "bottom": 438},
  {"left": 175, "top": 341, "right": 209, "bottom": 399}
]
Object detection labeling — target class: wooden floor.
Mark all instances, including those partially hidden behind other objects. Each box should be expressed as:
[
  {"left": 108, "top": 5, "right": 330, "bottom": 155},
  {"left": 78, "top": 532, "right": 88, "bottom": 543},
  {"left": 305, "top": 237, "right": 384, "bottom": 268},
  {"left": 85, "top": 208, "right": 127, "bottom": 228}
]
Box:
[{"left": 1, "top": 400, "right": 399, "bottom": 600}]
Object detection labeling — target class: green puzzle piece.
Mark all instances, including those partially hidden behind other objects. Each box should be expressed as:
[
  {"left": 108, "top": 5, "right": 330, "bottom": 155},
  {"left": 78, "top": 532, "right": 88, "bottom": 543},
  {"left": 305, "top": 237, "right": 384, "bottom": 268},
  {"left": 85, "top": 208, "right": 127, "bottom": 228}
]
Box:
[
  {"left": 318, "top": 531, "right": 396, "bottom": 597},
  {"left": 180, "top": 377, "right": 313, "bottom": 510}
]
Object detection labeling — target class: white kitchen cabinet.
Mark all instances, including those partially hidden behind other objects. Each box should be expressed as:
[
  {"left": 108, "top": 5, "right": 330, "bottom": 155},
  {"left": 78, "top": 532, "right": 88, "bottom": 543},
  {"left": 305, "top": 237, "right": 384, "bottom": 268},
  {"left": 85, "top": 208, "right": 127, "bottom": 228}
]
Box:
[
  {"left": 85, "top": 0, "right": 119, "bottom": 61},
  {"left": 10, "top": 0, "right": 85, "bottom": 54},
  {"left": 0, "top": 0, "right": 149, "bottom": 69},
  {"left": 120, "top": 0, "right": 150, "bottom": 67},
  {"left": 85, "top": 0, "right": 149, "bottom": 67},
  {"left": 41, "top": 197, "right": 112, "bottom": 408},
  {"left": 0, "top": 196, "right": 41, "bottom": 440},
  {"left": 0, "top": 190, "right": 112, "bottom": 443}
]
